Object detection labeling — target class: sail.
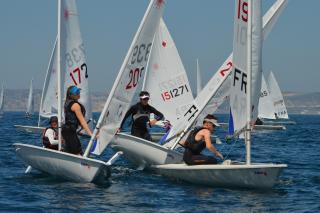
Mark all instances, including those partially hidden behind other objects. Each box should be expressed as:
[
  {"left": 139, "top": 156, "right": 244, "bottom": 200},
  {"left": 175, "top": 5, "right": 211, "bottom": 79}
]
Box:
[
  {"left": 26, "top": 79, "right": 34, "bottom": 115},
  {"left": 0, "top": 85, "right": 4, "bottom": 114},
  {"left": 198, "top": 0, "right": 288, "bottom": 122},
  {"left": 60, "top": 0, "right": 92, "bottom": 125},
  {"left": 88, "top": 0, "right": 164, "bottom": 156},
  {"left": 39, "top": 39, "right": 59, "bottom": 119},
  {"left": 142, "top": 18, "right": 193, "bottom": 127},
  {"left": 196, "top": 59, "right": 202, "bottom": 95},
  {"left": 258, "top": 73, "right": 276, "bottom": 119},
  {"left": 164, "top": 0, "right": 288, "bottom": 148},
  {"left": 229, "top": 0, "right": 262, "bottom": 135},
  {"left": 268, "top": 71, "right": 289, "bottom": 119}
]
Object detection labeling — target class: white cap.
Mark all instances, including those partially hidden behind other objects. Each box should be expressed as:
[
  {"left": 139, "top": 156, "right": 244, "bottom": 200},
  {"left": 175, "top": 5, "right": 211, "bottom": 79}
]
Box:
[
  {"left": 140, "top": 95, "right": 150, "bottom": 99},
  {"left": 204, "top": 118, "right": 220, "bottom": 127}
]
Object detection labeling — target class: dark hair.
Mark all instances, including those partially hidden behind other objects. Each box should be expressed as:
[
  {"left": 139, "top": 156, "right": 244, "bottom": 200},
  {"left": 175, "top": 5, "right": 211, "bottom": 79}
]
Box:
[
  {"left": 49, "top": 116, "right": 58, "bottom": 124},
  {"left": 203, "top": 114, "right": 218, "bottom": 124},
  {"left": 139, "top": 91, "right": 150, "bottom": 97}
]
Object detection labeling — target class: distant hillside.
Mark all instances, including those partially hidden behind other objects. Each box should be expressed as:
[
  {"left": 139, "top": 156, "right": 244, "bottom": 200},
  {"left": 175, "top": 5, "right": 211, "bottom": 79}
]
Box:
[{"left": 1, "top": 89, "right": 320, "bottom": 115}]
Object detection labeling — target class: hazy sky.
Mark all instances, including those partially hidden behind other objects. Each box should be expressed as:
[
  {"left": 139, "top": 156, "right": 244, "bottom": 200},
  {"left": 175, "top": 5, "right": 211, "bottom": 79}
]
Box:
[{"left": 0, "top": 0, "right": 319, "bottom": 93}]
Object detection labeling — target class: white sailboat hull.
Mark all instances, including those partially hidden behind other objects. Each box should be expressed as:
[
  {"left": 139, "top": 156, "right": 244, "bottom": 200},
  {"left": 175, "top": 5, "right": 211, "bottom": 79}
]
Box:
[
  {"left": 151, "top": 163, "right": 287, "bottom": 188},
  {"left": 111, "top": 133, "right": 183, "bottom": 168},
  {"left": 14, "top": 125, "right": 45, "bottom": 133},
  {"left": 14, "top": 143, "right": 111, "bottom": 183}
]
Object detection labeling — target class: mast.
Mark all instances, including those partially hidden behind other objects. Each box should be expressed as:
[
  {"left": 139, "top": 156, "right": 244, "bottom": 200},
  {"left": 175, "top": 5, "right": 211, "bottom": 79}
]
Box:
[
  {"left": 196, "top": 58, "right": 201, "bottom": 95},
  {"left": 57, "top": 0, "right": 62, "bottom": 151},
  {"left": 246, "top": 0, "right": 252, "bottom": 165}
]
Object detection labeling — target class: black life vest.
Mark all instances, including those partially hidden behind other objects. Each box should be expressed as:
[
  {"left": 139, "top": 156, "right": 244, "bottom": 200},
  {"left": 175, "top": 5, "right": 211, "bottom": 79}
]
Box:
[
  {"left": 42, "top": 127, "right": 58, "bottom": 150},
  {"left": 132, "top": 103, "right": 151, "bottom": 130},
  {"left": 184, "top": 126, "right": 206, "bottom": 155},
  {"left": 64, "top": 99, "right": 86, "bottom": 130}
]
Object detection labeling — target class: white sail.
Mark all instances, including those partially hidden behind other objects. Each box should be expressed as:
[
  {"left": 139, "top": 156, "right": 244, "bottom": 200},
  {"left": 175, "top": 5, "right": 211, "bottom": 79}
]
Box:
[
  {"left": 0, "top": 85, "right": 4, "bottom": 114},
  {"left": 26, "top": 79, "right": 34, "bottom": 116},
  {"left": 164, "top": 0, "right": 286, "bottom": 149},
  {"left": 268, "top": 71, "right": 289, "bottom": 119},
  {"left": 86, "top": 0, "right": 164, "bottom": 156},
  {"left": 229, "top": 0, "right": 262, "bottom": 136},
  {"left": 258, "top": 73, "right": 276, "bottom": 119},
  {"left": 142, "top": 18, "right": 193, "bottom": 127},
  {"left": 196, "top": 59, "right": 202, "bottom": 96},
  {"left": 39, "top": 38, "right": 59, "bottom": 119},
  {"left": 61, "top": 0, "right": 92, "bottom": 126}
]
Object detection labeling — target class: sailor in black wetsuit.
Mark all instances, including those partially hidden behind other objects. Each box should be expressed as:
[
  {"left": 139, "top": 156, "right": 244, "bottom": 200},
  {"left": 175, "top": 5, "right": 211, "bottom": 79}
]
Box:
[
  {"left": 182, "top": 114, "right": 224, "bottom": 165},
  {"left": 61, "top": 86, "right": 93, "bottom": 155},
  {"left": 118, "top": 91, "right": 164, "bottom": 141}
]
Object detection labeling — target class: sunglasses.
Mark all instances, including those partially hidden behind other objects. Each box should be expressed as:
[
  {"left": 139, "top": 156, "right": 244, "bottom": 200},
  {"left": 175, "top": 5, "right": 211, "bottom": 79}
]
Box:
[{"left": 141, "top": 98, "right": 149, "bottom": 101}]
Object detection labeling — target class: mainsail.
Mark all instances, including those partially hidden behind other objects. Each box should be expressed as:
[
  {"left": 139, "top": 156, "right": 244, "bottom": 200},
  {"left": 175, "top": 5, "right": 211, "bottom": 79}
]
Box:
[
  {"left": 26, "top": 79, "right": 34, "bottom": 116},
  {"left": 86, "top": 0, "right": 164, "bottom": 156},
  {"left": 268, "top": 71, "right": 289, "bottom": 119},
  {"left": 39, "top": 38, "right": 58, "bottom": 120},
  {"left": 164, "top": 0, "right": 287, "bottom": 149},
  {"left": 258, "top": 73, "right": 276, "bottom": 119},
  {"left": 142, "top": 17, "right": 193, "bottom": 127},
  {"left": 39, "top": 0, "right": 93, "bottom": 126},
  {"left": 61, "top": 0, "right": 92, "bottom": 126},
  {"left": 229, "top": 0, "right": 262, "bottom": 136}
]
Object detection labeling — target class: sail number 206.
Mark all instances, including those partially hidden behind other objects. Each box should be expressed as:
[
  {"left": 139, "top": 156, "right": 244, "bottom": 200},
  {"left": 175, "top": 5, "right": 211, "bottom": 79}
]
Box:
[{"left": 161, "top": 84, "right": 189, "bottom": 101}]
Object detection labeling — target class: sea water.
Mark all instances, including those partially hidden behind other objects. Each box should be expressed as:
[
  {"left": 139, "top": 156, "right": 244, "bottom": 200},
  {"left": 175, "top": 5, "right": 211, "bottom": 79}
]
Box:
[{"left": 0, "top": 112, "right": 319, "bottom": 212}]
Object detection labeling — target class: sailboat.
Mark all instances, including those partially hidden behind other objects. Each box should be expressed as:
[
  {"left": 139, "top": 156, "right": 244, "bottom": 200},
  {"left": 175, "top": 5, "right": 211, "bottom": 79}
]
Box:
[
  {"left": 14, "top": 0, "right": 121, "bottom": 183},
  {"left": 110, "top": 0, "right": 288, "bottom": 169},
  {"left": 152, "top": 0, "right": 287, "bottom": 189},
  {"left": 109, "top": 17, "right": 196, "bottom": 167},
  {"left": 25, "top": 79, "right": 34, "bottom": 118},
  {"left": 267, "top": 71, "right": 290, "bottom": 120},
  {"left": 0, "top": 85, "right": 4, "bottom": 116},
  {"left": 14, "top": 0, "right": 93, "bottom": 134},
  {"left": 257, "top": 71, "right": 294, "bottom": 126}
]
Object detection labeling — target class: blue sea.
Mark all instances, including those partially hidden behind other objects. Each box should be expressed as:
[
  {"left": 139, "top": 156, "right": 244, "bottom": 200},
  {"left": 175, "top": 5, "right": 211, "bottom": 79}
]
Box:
[{"left": 0, "top": 112, "right": 319, "bottom": 212}]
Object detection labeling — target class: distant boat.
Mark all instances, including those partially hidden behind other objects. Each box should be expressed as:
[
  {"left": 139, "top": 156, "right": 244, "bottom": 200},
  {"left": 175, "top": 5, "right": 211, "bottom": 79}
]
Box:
[
  {"left": 0, "top": 85, "right": 4, "bottom": 116},
  {"left": 25, "top": 79, "right": 34, "bottom": 118},
  {"left": 267, "top": 71, "right": 289, "bottom": 119},
  {"left": 258, "top": 71, "right": 295, "bottom": 125}
]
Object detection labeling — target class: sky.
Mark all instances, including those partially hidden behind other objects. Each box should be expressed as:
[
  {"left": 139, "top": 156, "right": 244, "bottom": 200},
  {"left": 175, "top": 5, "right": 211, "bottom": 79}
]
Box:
[{"left": 0, "top": 0, "right": 319, "bottom": 93}]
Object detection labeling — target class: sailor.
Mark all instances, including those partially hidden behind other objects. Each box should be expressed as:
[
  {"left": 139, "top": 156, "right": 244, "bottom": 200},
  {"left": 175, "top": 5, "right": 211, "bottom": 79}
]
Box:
[
  {"left": 182, "top": 114, "right": 224, "bottom": 165},
  {"left": 255, "top": 117, "right": 264, "bottom": 125},
  {"left": 61, "top": 86, "right": 93, "bottom": 155},
  {"left": 42, "top": 116, "right": 59, "bottom": 150},
  {"left": 118, "top": 91, "right": 164, "bottom": 141}
]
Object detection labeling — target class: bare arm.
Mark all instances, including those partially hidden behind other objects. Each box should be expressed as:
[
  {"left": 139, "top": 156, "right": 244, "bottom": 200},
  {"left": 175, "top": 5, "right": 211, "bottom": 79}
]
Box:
[
  {"left": 71, "top": 103, "right": 93, "bottom": 137},
  {"left": 202, "top": 130, "right": 224, "bottom": 160}
]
